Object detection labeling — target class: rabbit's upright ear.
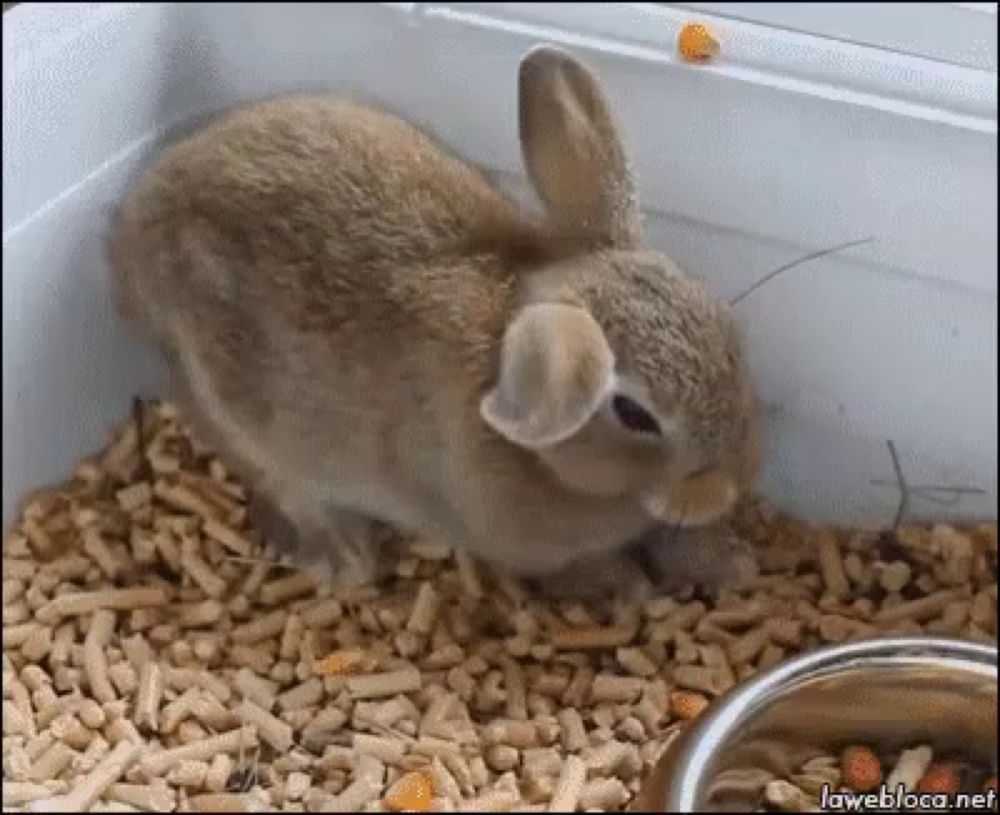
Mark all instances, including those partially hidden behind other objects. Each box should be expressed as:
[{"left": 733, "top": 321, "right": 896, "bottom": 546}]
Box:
[
  {"left": 518, "top": 45, "right": 641, "bottom": 248},
  {"left": 481, "top": 304, "right": 615, "bottom": 449}
]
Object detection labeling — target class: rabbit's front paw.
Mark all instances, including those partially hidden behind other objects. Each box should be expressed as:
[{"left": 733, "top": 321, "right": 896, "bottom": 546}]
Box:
[
  {"left": 251, "top": 496, "right": 394, "bottom": 591},
  {"left": 300, "top": 509, "right": 396, "bottom": 591},
  {"left": 633, "top": 525, "right": 759, "bottom": 598},
  {"left": 714, "top": 537, "right": 760, "bottom": 590},
  {"left": 529, "top": 551, "right": 654, "bottom": 604}
]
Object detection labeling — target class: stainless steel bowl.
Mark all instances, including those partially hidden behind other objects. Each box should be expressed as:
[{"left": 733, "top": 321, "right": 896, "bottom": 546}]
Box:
[{"left": 636, "top": 636, "right": 998, "bottom": 812}]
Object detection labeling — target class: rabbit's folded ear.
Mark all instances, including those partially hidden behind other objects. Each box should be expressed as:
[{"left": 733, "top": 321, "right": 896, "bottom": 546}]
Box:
[
  {"left": 518, "top": 45, "right": 641, "bottom": 248},
  {"left": 481, "top": 304, "right": 615, "bottom": 449}
]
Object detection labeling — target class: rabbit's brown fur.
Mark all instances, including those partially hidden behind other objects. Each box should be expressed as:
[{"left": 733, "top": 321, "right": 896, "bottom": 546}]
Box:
[{"left": 109, "top": 47, "right": 760, "bottom": 589}]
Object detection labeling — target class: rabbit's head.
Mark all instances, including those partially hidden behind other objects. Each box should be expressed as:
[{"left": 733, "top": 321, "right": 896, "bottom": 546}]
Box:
[{"left": 480, "top": 46, "right": 760, "bottom": 528}]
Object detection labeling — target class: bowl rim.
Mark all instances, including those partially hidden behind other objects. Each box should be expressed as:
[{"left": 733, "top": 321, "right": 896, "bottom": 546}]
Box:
[{"left": 659, "top": 635, "right": 999, "bottom": 811}]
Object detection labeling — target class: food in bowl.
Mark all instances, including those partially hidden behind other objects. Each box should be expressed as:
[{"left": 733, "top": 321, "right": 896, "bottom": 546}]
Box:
[
  {"left": 638, "top": 636, "right": 997, "bottom": 813},
  {"left": 756, "top": 742, "right": 997, "bottom": 811}
]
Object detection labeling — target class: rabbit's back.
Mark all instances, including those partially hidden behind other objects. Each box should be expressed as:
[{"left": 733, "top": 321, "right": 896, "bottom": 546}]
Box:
[
  {"left": 109, "top": 96, "right": 533, "bottom": 522},
  {"left": 113, "top": 96, "right": 527, "bottom": 322}
]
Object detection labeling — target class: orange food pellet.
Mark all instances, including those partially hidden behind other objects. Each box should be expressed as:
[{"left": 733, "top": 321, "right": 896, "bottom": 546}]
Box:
[
  {"left": 678, "top": 22, "right": 720, "bottom": 63},
  {"left": 314, "top": 649, "right": 366, "bottom": 677},
  {"left": 383, "top": 770, "right": 434, "bottom": 812},
  {"left": 918, "top": 763, "right": 961, "bottom": 795},
  {"left": 841, "top": 745, "right": 882, "bottom": 792},
  {"left": 669, "top": 690, "right": 709, "bottom": 721}
]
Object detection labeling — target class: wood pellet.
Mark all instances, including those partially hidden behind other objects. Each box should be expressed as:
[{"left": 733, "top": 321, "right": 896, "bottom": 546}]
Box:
[{"left": 1, "top": 401, "right": 996, "bottom": 811}]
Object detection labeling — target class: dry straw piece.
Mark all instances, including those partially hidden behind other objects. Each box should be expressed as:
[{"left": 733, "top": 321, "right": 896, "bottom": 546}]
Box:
[{"left": 1, "top": 400, "right": 996, "bottom": 812}]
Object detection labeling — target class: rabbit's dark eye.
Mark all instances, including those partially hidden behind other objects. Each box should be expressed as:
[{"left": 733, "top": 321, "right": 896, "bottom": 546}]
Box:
[{"left": 611, "top": 395, "right": 661, "bottom": 435}]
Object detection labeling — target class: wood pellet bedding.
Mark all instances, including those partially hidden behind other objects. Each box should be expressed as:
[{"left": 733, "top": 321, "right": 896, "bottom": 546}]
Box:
[{"left": 1, "top": 401, "right": 996, "bottom": 813}]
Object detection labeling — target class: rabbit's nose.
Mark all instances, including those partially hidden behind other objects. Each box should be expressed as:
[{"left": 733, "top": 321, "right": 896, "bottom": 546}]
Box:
[
  {"left": 643, "top": 469, "right": 738, "bottom": 526},
  {"left": 640, "top": 493, "right": 669, "bottom": 521}
]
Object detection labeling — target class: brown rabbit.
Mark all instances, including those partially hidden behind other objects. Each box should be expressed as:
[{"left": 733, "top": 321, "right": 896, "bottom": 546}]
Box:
[{"left": 108, "top": 46, "right": 761, "bottom": 592}]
